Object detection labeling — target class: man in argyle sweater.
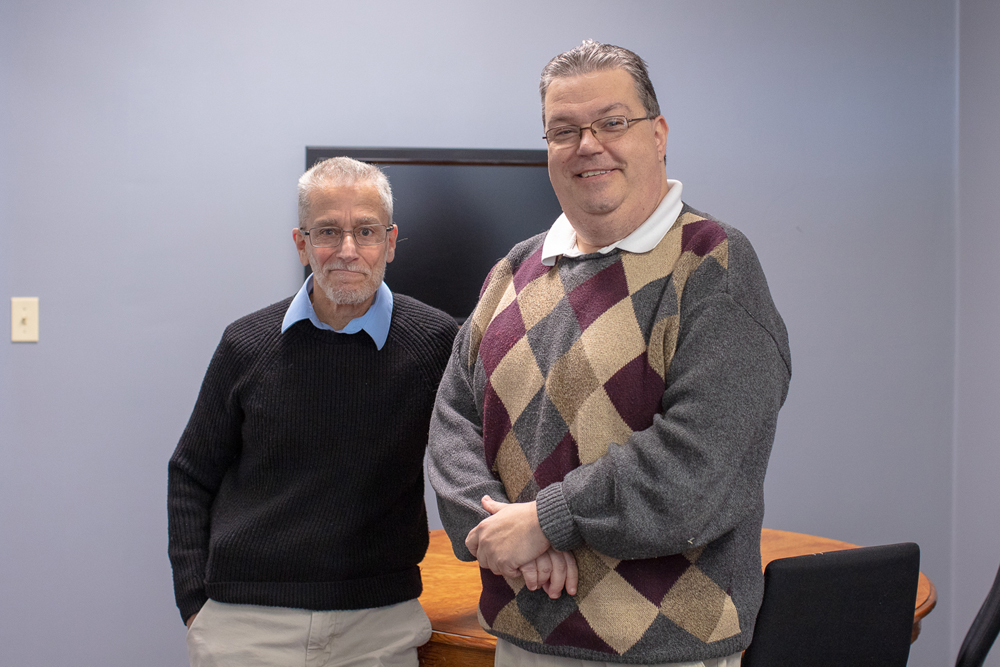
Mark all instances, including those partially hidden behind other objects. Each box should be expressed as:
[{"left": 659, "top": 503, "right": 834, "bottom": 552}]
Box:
[{"left": 428, "top": 41, "right": 791, "bottom": 666}]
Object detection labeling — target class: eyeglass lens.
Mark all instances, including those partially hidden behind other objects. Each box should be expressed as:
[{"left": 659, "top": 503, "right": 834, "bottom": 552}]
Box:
[
  {"left": 308, "top": 225, "right": 388, "bottom": 247},
  {"left": 545, "top": 116, "right": 644, "bottom": 145}
]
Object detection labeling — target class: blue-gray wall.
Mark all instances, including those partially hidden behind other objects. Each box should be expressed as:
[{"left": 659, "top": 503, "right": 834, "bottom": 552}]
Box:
[
  {"left": 0, "top": 1, "right": 992, "bottom": 665},
  {"left": 956, "top": 1, "right": 1000, "bottom": 666}
]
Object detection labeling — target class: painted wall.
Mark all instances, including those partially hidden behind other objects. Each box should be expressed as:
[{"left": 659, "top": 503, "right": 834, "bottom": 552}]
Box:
[
  {"left": 0, "top": 1, "right": 966, "bottom": 665},
  {"left": 956, "top": 1, "right": 1000, "bottom": 666}
]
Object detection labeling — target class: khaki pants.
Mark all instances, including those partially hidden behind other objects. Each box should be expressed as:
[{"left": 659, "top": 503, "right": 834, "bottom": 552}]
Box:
[
  {"left": 495, "top": 639, "right": 742, "bottom": 667},
  {"left": 186, "top": 598, "right": 432, "bottom": 667}
]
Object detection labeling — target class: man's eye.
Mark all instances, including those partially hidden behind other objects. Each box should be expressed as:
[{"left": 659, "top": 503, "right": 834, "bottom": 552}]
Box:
[
  {"left": 356, "top": 227, "right": 375, "bottom": 238},
  {"left": 315, "top": 227, "right": 339, "bottom": 237},
  {"left": 600, "top": 117, "right": 626, "bottom": 129},
  {"left": 552, "top": 126, "right": 579, "bottom": 137}
]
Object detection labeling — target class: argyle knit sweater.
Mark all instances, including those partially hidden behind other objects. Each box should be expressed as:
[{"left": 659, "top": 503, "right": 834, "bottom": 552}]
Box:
[
  {"left": 429, "top": 205, "right": 791, "bottom": 663},
  {"left": 168, "top": 294, "right": 457, "bottom": 623}
]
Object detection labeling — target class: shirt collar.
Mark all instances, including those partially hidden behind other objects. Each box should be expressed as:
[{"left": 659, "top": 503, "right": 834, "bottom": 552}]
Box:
[
  {"left": 541, "top": 179, "right": 683, "bottom": 266},
  {"left": 281, "top": 274, "right": 394, "bottom": 350}
]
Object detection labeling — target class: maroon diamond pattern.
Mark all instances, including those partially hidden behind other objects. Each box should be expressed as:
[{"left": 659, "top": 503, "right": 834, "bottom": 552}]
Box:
[
  {"left": 512, "top": 247, "right": 551, "bottom": 292},
  {"left": 680, "top": 219, "right": 726, "bottom": 257},
  {"left": 479, "top": 300, "right": 526, "bottom": 375},
  {"left": 482, "top": 383, "right": 512, "bottom": 469},
  {"left": 533, "top": 432, "right": 581, "bottom": 489},
  {"left": 544, "top": 609, "right": 618, "bottom": 654},
  {"left": 479, "top": 570, "right": 517, "bottom": 626},
  {"left": 616, "top": 553, "right": 692, "bottom": 605},
  {"left": 603, "top": 352, "right": 666, "bottom": 432},
  {"left": 567, "top": 261, "right": 630, "bottom": 332}
]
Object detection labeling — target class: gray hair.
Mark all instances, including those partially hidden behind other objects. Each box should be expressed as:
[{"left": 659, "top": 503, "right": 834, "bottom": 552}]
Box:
[
  {"left": 298, "top": 157, "right": 393, "bottom": 227},
  {"left": 539, "top": 40, "right": 661, "bottom": 124}
]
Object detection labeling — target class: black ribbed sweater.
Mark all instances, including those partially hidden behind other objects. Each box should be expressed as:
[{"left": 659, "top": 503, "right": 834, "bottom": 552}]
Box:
[{"left": 168, "top": 294, "right": 458, "bottom": 622}]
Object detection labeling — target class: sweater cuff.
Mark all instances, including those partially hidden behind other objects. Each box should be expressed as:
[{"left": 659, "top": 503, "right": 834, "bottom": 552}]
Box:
[{"left": 536, "top": 483, "right": 583, "bottom": 551}]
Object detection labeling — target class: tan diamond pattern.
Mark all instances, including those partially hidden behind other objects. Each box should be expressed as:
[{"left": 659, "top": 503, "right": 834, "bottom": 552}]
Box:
[
  {"left": 708, "top": 237, "right": 728, "bottom": 269},
  {"left": 579, "top": 298, "right": 646, "bottom": 383},
  {"left": 683, "top": 546, "right": 705, "bottom": 563},
  {"left": 569, "top": 387, "right": 632, "bottom": 464},
  {"left": 494, "top": 281, "right": 519, "bottom": 324},
  {"left": 647, "top": 313, "right": 679, "bottom": 381},
  {"left": 495, "top": 431, "right": 533, "bottom": 501},
  {"left": 492, "top": 600, "right": 543, "bottom": 643},
  {"left": 578, "top": 570, "right": 660, "bottom": 654},
  {"left": 504, "top": 573, "right": 526, "bottom": 595},
  {"left": 668, "top": 236, "right": 729, "bottom": 312},
  {"left": 469, "top": 259, "right": 513, "bottom": 366},
  {"left": 572, "top": 546, "right": 614, "bottom": 600},
  {"left": 622, "top": 225, "right": 683, "bottom": 295},
  {"left": 707, "top": 597, "right": 742, "bottom": 643},
  {"left": 659, "top": 567, "right": 741, "bottom": 642},
  {"left": 545, "top": 340, "right": 600, "bottom": 426},
  {"left": 517, "top": 269, "right": 565, "bottom": 331},
  {"left": 491, "top": 336, "right": 544, "bottom": 422}
]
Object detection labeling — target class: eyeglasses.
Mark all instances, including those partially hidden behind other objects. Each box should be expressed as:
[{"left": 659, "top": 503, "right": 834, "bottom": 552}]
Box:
[
  {"left": 544, "top": 115, "right": 653, "bottom": 147},
  {"left": 301, "top": 224, "right": 395, "bottom": 248}
]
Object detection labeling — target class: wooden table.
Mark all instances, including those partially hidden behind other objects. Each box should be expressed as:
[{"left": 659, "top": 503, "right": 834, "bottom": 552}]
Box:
[{"left": 416, "top": 529, "right": 937, "bottom": 666}]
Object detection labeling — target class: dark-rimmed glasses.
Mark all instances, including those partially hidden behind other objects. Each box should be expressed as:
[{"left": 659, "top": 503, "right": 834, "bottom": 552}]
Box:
[
  {"left": 544, "top": 115, "right": 653, "bottom": 147},
  {"left": 301, "top": 224, "right": 395, "bottom": 248}
]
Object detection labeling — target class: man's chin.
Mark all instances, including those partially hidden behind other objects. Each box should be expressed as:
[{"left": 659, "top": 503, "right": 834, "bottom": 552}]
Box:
[
  {"left": 332, "top": 292, "right": 373, "bottom": 306},
  {"left": 317, "top": 279, "right": 377, "bottom": 306}
]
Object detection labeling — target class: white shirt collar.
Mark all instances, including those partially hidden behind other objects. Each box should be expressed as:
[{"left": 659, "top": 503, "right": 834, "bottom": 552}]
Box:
[
  {"left": 541, "top": 180, "right": 683, "bottom": 266},
  {"left": 280, "top": 274, "right": 394, "bottom": 350}
]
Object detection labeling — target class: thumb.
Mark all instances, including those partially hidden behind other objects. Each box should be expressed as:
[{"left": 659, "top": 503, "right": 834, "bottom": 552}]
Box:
[{"left": 481, "top": 495, "right": 507, "bottom": 515}]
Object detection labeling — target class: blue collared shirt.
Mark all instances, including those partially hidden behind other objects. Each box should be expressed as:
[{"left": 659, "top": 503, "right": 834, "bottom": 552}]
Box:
[{"left": 280, "top": 274, "right": 394, "bottom": 350}]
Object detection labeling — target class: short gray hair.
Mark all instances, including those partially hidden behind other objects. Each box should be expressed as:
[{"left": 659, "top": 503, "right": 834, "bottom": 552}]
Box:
[
  {"left": 539, "top": 40, "right": 661, "bottom": 124},
  {"left": 298, "top": 157, "right": 393, "bottom": 227}
]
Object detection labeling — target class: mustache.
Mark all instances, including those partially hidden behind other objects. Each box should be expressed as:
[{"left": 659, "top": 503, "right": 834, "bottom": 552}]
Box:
[{"left": 322, "top": 260, "right": 372, "bottom": 277}]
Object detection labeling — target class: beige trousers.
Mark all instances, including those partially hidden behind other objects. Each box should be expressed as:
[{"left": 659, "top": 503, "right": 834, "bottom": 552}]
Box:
[
  {"left": 185, "top": 598, "right": 432, "bottom": 667},
  {"left": 495, "top": 639, "right": 742, "bottom": 667}
]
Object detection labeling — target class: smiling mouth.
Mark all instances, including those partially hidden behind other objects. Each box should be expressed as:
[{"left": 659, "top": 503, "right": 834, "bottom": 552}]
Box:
[{"left": 578, "top": 169, "right": 613, "bottom": 178}]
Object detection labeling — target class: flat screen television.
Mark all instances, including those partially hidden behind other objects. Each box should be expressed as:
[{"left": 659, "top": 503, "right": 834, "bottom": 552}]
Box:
[{"left": 305, "top": 147, "right": 562, "bottom": 321}]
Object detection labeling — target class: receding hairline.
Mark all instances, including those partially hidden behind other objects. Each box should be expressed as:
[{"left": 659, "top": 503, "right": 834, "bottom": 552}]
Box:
[
  {"left": 297, "top": 157, "right": 394, "bottom": 227},
  {"left": 539, "top": 40, "right": 661, "bottom": 125}
]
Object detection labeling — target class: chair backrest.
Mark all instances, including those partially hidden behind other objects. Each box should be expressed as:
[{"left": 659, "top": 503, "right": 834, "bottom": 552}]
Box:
[
  {"left": 956, "top": 561, "right": 1000, "bottom": 667},
  {"left": 742, "top": 542, "right": 920, "bottom": 667}
]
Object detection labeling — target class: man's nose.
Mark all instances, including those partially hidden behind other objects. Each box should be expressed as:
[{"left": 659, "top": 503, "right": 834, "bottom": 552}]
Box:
[
  {"left": 336, "top": 232, "right": 361, "bottom": 259},
  {"left": 576, "top": 128, "right": 603, "bottom": 155}
]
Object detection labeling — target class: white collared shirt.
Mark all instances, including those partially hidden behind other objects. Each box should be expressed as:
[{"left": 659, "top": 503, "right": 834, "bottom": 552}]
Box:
[{"left": 540, "top": 180, "right": 683, "bottom": 266}]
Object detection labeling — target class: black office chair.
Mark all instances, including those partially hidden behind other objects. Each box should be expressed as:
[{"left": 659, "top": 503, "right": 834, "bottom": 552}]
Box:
[
  {"left": 956, "top": 560, "right": 1000, "bottom": 667},
  {"left": 742, "top": 542, "right": 920, "bottom": 667}
]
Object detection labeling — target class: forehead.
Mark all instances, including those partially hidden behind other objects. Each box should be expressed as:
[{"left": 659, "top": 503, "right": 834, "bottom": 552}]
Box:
[
  {"left": 306, "top": 181, "right": 386, "bottom": 224},
  {"left": 543, "top": 68, "right": 643, "bottom": 126}
]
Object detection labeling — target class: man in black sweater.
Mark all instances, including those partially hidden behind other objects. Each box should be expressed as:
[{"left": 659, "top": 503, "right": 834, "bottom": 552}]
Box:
[{"left": 168, "top": 157, "right": 458, "bottom": 666}]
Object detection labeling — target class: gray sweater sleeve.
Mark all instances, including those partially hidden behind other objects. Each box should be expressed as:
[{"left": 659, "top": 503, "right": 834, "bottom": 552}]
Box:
[{"left": 427, "top": 320, "right": 509, "bottom": 561}]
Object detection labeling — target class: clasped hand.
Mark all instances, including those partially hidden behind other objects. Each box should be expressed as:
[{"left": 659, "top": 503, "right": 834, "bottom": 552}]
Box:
[{"left": 465, "top": 496, "right": 577, "bottom": 599}]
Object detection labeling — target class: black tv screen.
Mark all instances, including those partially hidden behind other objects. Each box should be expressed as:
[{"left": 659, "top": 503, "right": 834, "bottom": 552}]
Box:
[{"left": 305, "top": 147, "right": 563, "bottom": 321}]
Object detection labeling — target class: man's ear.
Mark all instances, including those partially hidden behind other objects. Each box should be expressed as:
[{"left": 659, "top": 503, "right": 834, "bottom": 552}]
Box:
[
  {"left": 385, "top": 224, "right": 398, "bottom": 264},
  {"left": 293, "top": 228, "right": 310, "bottom": 267},
  {"left": 653, "top": 116, "right": 669, "bottom": 162}
]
